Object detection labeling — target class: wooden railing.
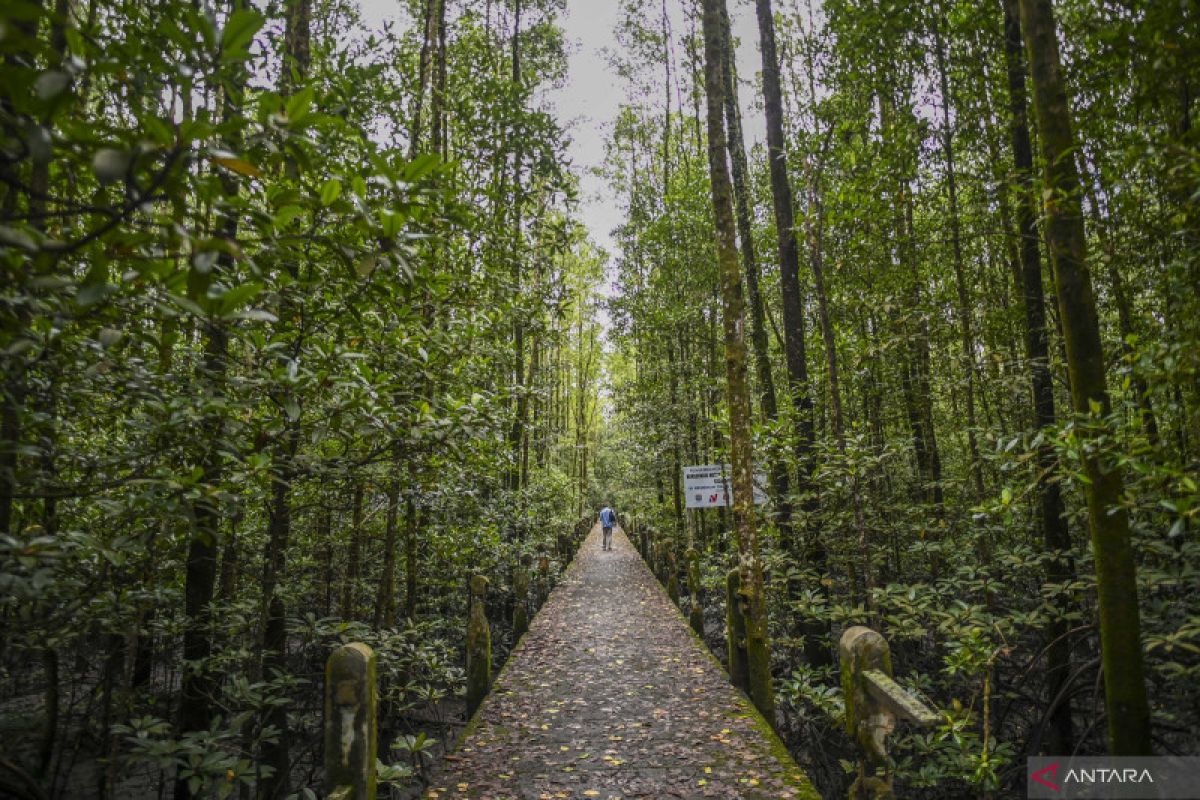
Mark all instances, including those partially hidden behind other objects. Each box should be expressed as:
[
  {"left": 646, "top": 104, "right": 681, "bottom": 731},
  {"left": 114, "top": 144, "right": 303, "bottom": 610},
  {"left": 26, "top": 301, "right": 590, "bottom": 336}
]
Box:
[
  {"left": 321, "top": 516, "right": 937, "bottom": 799},
  {"left": 319, "top": 515, "right": 591, "bottom": 798},
  {"left": 635, "top": 514, "right": 940, "bottom": 799}
]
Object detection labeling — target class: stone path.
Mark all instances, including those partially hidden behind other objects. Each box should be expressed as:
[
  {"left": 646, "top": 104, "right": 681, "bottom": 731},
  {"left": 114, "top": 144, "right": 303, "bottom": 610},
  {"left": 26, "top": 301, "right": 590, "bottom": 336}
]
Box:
[{"left": 426, "top": 525, "right": 820, "bottom": 800}]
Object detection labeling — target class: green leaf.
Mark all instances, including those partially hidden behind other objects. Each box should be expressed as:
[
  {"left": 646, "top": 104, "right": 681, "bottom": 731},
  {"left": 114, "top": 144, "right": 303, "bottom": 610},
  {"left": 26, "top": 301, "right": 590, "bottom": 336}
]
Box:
[
  {"left": 285, "top": 87, "right": 314, "bottom": 123},
  {"left": 221, "top": 8, "right": 264, "bottom": 56},
  {"left": 404, "top": 153, "right": 440, "bottom": 181},
  {"left": 141, "top": 114, "right": 174, "bottom": 146},
  {"left": 380, "top": 210, "right": 405, "bottom": 238},
  {"left": 216, "top": 282, "right": 263, "bottom": 315},
  {"left": 0, "top": 225, "right": 38, "bottom": 251},
  {"left": 319, "top": 178, "right": 342, "bottom": 206},
  {"left": 273, "top": 205, "right": 304, "bottom": 228}
]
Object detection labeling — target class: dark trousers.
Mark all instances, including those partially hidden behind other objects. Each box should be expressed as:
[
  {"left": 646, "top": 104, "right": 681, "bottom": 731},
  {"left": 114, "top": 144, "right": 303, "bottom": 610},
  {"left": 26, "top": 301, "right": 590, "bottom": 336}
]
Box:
[{"left": 602, "top": 526, "right": 613, "bottom": 550}]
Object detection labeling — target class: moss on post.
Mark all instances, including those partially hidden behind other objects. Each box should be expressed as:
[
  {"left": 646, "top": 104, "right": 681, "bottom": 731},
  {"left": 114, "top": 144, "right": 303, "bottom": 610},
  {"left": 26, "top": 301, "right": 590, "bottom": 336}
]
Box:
[
  {"left": 536, "top": 554, "right": 551, "bottom": 608},
  {"left": 687, "top": 548, "right": 705, "bottom": 637},
  {"left": 466, "top": 575, "right": 491, "bottom": 720},
  {"left": 666, "top": 546, "right": 681, "bottom": 607},
  {"left": 839, "top": 626, "right": 895, "bottom": 799},
  {"left": 513, "top": 555, "right": 531, "bottom": 642},
  {"left": 324, "top": 642, "right": 377, "bottom": 800},
  {"left": 725, "top": 568, "right": 750, "bottom": 694}
]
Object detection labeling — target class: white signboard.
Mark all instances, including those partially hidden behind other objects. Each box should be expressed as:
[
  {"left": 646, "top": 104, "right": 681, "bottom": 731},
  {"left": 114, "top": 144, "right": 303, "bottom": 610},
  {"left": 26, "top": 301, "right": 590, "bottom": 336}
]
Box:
[{"left": 683, "top": 464, "right": 769, "bottom": 508}]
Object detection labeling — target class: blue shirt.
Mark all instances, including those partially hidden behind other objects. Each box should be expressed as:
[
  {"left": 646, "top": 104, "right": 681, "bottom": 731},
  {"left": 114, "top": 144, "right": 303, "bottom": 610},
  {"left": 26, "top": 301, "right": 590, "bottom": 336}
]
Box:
[{"left": 599, "top": 507, "right": 616, "bottom": 528}]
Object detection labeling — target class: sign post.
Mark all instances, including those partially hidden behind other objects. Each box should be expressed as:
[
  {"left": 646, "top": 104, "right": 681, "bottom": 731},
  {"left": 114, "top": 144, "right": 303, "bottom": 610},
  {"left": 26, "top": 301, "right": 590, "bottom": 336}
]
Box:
[{"left": 682, "top": 464, "right": 768, "bottom": 509}]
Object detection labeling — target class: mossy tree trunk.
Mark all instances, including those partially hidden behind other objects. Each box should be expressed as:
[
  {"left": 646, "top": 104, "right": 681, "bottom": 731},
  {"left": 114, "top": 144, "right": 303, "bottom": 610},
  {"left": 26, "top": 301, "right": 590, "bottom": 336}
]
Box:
[
  {"left": 1000, "top": 0, "right": 1075, "bottom": 755},
  {"left": 175, "top": 6, "right": 244, "bottom": 794},
  {"left": 718, "top": 2, "right": 788, "bottom": 532},
  {"left": 466, "top": 576, "right": 492, "bottom": 719},
  {"left": 700, "top": 0, "right": 774, "bottom": 723},
  {"left": 1017, "top": 0, "right": 1151, "bottom": 755},
  {"left": 754, "top": 0, "right": 831, "bottom": 669}
]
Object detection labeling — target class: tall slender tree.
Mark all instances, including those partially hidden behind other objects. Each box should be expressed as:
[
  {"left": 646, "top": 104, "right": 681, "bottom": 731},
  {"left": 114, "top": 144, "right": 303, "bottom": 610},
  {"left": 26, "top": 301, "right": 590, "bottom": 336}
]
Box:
[
  {"left": 754, "top": 0, "right": 830, "bottom": 666},
  {"left": 1017, "top": 0, "right": 1151, "bottom": 756},
  {"left": 700, "top": 0, "right": 774, "bottom": 722},
  {"left": 1001, "top": 0, "right": 1074, "bottom": 755}
]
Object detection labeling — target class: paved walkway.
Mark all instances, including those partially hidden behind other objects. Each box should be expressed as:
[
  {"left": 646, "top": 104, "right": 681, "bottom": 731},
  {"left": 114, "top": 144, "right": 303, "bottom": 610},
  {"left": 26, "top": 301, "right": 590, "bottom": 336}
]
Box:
[{"left": 426, "top": 525, "right": 819, "bottom": 800}]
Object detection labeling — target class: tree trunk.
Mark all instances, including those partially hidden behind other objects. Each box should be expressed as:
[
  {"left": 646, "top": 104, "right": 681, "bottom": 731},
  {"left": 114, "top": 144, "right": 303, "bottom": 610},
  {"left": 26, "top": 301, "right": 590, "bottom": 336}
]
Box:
[
  {"left": 404, "top": 496, "right": 419, "bottom": 620},
  {"left": 754, "top": 0, "right": 830, "bottom": 668},
  {"left": 934, "top": 20, "right": 984, "bottom": 499},
  {"left": 701, "top": 0, "right": 774, "bottom": 723},
  {"left": 1001, "top": 0, "right": 1075, "bottom": 755},
  {"left": 719, "top": 2, "right": 789, "bottom": 528},
  {"left": 753, "top": 0, "right": 815, "bottom": 526},
  {"left": 341, "top": 483, "right": 364, "bottom": 620},
  {"left": 175, "top": 322, "right": 227, "bottom": 800},
  {"left": 1017, "top": 0, "right": 1151, "bottom": 755},
  {"left": 374, "top": 466, "right": 401, "bottom": 630}
]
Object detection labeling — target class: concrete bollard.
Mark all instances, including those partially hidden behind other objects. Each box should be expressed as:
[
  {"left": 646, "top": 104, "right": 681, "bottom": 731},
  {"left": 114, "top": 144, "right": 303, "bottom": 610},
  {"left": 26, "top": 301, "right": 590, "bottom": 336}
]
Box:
[
  {"left": 686, "top": 548, "right": 704, "bottom": 637},
  {"left": 725, "top": 568, "right": 749, "bottom": 694},
  {"left": 513, "top": 555, "right": 531, "bottom": 642},
  {"left": 466, "top": 576, "right": 491, "bottom": 720},
  {"left": 324, "top": 643, "right": 377, "bottom": 800},
  {"left": 839, "top": 626, "right": 938, "bottom": 799}
]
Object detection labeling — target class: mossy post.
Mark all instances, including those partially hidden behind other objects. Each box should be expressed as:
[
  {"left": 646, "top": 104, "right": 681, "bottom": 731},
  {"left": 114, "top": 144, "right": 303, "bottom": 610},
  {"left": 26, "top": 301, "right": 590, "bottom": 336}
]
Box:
[
  {"left": 466, "top": 575, "right": 491, "bottom": 720},
  {"left": 666, "top": 546, "right": 681, "bottom": 606},
  {"left": 687, "top": 548, "right": 705, "bottom": 636},
  {"left": 725, "top": 568, "right": 750, "bottom": 693},
  {"left": 513, "top": 554, "right": 531, "bottom": 642},
  {"left": 537, "top": 554, "right": 551, "bottom": 608},
  {"left": 840, "top": 626, "right": 895, "bottom": 800},
  {"left": 324, "top": 642, "right": 377, "bottom": 800}
]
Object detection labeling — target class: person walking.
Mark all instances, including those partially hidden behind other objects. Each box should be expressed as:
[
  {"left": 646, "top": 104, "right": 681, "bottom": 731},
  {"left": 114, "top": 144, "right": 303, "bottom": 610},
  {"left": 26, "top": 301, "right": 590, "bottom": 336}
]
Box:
[{"left": 599, "top": 505, "right": 617, "bottom": 551}]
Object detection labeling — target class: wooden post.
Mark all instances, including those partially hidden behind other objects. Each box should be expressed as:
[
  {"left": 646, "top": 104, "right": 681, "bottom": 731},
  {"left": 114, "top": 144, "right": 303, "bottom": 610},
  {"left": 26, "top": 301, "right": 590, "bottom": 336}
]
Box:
[
  {"left": 466, "top": 575, "right": 491, "bottom": 720},
  {"left": 725, "top": 568, "right": 749, "bottom": 693},
  {"left": 687, "top": 548, "right": 704, "bottom": 637},
  {"left": 513, "top": 555, "right": 531, "bottom": 642},
  {"left": 324, "top": 643, "right": 377, "bottom": 800},
  {"left": 839, "top": 626, "right": 938, "bottom": 799}
]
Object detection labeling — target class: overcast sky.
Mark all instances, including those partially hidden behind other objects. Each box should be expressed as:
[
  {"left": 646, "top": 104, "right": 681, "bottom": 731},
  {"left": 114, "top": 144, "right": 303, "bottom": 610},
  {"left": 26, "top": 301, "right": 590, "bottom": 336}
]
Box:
[{"left": 357, "top": 0, "right": 766, "bottom": 259}]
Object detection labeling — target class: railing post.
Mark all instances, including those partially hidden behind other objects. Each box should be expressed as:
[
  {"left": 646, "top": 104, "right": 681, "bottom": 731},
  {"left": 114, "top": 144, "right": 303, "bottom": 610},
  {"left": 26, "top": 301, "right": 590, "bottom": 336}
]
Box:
[
  {"left": 466, "top": 576, "right": 491, "bottom": 720},
  {"left": 725, "top": 568, "right": 749, "bottom": 693},
  {"left": 324, "top": 643, "right": 377, "bottom": 800},
  {"left": 839, "top": 626, "right": 939, "bottom": 799},
  {"left": 666, "top": 545, "right": 680, "bottom": 606},
  {"left": 513, "top": 555, "right": 531, "bottom": 642},
  {"left": 536, "top": 553, "right": 551, "bottom": 607},
  {"left": 686, "top": 548, "right": 704, "bottom": 637}
]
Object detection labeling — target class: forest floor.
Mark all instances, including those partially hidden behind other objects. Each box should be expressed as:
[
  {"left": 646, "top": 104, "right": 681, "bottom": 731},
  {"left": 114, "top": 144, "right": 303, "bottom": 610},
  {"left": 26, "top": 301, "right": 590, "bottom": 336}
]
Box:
[{"left": 425, "top": 525, "right": 820, "bottom": 800}]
